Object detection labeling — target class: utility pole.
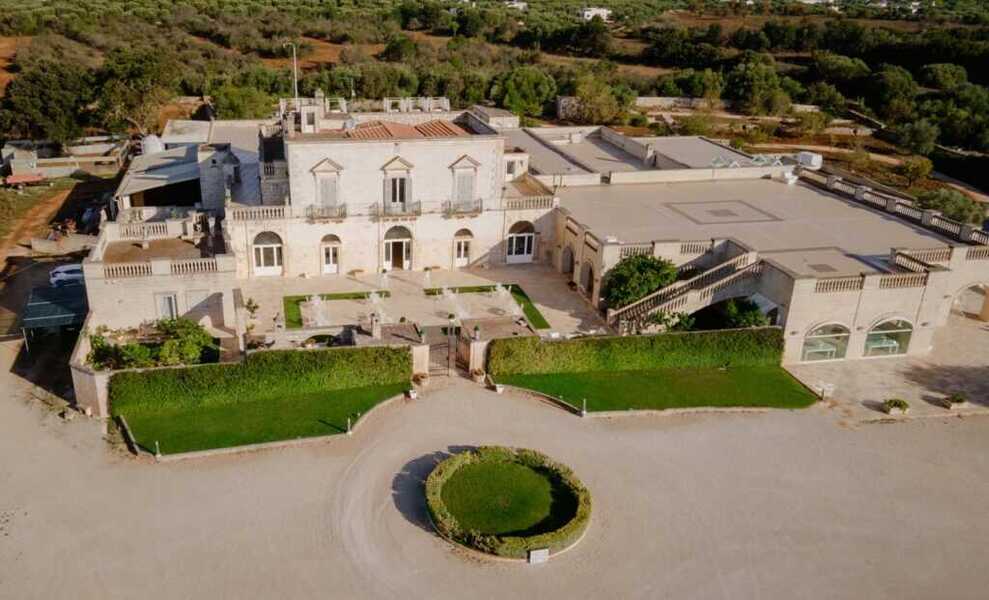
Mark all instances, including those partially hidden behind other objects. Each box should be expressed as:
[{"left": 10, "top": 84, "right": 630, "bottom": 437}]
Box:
[{"left": 283, "top": 42, "right": 299, "bottom": 108}]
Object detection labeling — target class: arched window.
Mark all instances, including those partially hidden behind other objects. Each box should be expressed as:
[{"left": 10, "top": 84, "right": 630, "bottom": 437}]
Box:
[
  {"left": 321, "top": 234, "right": 341, "bottom": 275},
  {"left": 865, "top": 319, "right": 913, "bottom": 357},
  {"left": 253, "top": 232, "right": 283, "bottom": 276},
  {"left": 802, "top": 323, "right": 850, "bottom": 361},
  {"left": 454, "top": 229, "right": 473, "bottom": 268},
  {"left": 507, "top": 221, "right": 535, "bottom": 264}
]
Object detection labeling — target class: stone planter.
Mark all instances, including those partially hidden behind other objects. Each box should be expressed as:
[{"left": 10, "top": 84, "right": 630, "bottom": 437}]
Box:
[
  {"left": 494, "top": 383, "right": 504, "bottom": 395},
  {"left": 886, "top": 406, "right": 909, "bottom": 416}
]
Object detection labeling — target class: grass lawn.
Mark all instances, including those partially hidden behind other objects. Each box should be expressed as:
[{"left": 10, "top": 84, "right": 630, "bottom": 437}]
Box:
[
  {"left": 440, "top": 461, "right": 575, "bottom": 536},
  {"left": 122, "top": 383, "right": 406, "bottom": 455},
  {"left": 496, "top": 366, "right": 817, "bottom": 412},
  {"left": 423, "top": 284, "right": 551, "bottom": 329},
  {"left": 283, "top": 291, "right": 390, "bottom": 329}
]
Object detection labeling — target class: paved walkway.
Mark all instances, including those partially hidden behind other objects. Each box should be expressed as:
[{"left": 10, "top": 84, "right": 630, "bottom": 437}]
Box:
[
  {"left": 788, "top": 313, "right": 989, "bottom": 423},
  {"left": 2, "top": 339, "right": 989, "bottom": 599}
]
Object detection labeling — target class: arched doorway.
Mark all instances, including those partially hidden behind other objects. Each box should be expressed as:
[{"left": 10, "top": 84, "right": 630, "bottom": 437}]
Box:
[
  {"left": 384, "top": 226, "right": 412, "bottom": 271},
  {"left": 506, "top": 221, "right": 535, "bottom": 264},
  {"left": 801, "top": 323, "right": 850, "bottom": 361},
  {"left": 952, "top": 283, "right": 989, "bottom": 321},
  {"left": 580, "top": 261, "right": 594, "bottom": 298},
  {"left": 864, "top": 318, "right": 913, "bottom": 357},
  {"left": 252, "top": 231, "right": 283, "bottom": 276},
  {"left": 320, "top": 234, "right": 341, "bottom": 274},
  {"left": 561, "top": 245, "right": 575, "bottom": 275},
  {"left": 454, "top": 228, "right": 473, "bottom": 268}
]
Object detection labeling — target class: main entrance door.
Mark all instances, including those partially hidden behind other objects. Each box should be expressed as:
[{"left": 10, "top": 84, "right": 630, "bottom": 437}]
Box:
[
  {"left": 383, "top": 226, "right": 413, "bottom": 271},
  {"left": 385, "top": 240, "right": 411, "bottom": 270},
  {"left": 506, "top": 221, "right": 535, "bottom": 264}
]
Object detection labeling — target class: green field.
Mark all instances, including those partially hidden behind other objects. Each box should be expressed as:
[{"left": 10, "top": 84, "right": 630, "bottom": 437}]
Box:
[
  {"left": 439, "top": 461, "right": 576, "bottom": 536},
  {"left": 497, "top": 366, "right": 816, "bottom": 412},
  {"left": 123, "top": 383, "right": 406, "bottom": 455}
]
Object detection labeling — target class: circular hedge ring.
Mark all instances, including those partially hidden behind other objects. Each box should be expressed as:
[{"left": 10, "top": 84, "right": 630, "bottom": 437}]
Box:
[{"left": 425, "top": 446, "right": 591, "bottom": 560}]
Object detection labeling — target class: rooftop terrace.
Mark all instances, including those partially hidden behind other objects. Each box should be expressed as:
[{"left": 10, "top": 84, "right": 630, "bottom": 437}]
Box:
[{"left": 560, "top": 178, "right": 955, "bottom": 276}]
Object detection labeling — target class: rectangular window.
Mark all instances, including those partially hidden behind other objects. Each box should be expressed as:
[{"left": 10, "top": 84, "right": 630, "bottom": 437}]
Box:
[
  {"left": 318, "top": 175, "right": 337, "bottom": 207},
  {"left": 388, "top": 177, "right": 408, "bottom": 204},
  {"left": 156, "top": 293, "right": 178, "bottom": 319},
  {"left": 455, "top": 171, "right": 474, "bottom": 204}
]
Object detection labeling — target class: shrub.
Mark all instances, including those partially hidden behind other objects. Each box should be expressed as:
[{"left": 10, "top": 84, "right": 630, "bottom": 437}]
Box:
[
  {"left": 110, "top": 345, "right": 411, "bottom": 415},
  {"left": 602, "top": 255, "right": 678, "bottom": 309},
  {"left": 898, "top": 156, "right": 933, "bottom": 187},
  {"left": 883, "top": 398, "right": 910, "bottom": 413},
  {"left": 916, "top": 188, "right": 985, "bottom": 224},
  {"left": 946, "top": 391, "right": 968, "bottom": 405},
  {"left": 488, "top": 328, "right": 783, "bottom": 376},
  {"left": 87, "top": 318, "right": 215, "bottom": 370},
  {"left": 425, "top": 446, "right": 591, "bottom": 560}
]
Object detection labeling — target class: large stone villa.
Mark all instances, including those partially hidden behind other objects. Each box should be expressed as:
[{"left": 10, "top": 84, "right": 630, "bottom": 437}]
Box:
[{"left": 70, "top": 93, "right": 989, "bottom": 415}]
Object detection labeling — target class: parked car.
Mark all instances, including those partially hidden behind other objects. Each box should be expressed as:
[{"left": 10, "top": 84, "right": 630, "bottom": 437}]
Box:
[{"left": 49, "top": 264, "right": 84, "bottom": 287}]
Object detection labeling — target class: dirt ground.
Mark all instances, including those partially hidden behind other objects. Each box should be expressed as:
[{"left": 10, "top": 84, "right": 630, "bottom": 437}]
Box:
[
  {"left": 0, "top": 35, "right": 32, "bottom": 91},
  {"left": 261, "top": 37, "right": 386, "bottom": 70},
  {"left": 1, "top": 342, "right": 988, "bottom": 599}
]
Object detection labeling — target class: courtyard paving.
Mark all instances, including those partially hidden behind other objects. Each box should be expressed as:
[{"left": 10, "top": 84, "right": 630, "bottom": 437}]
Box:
[
  {"left": 239, "top": 263, "right": 606, "bottom": 337},
  {"left": 788, "top": 312, "right": 989, "bottom": 423},
  {"left": 2, "top": 339, "right": 989, "bottom": 599}
]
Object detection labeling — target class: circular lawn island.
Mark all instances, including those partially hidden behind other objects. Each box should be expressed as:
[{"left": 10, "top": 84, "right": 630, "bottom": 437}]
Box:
[{"left": 425, "top": 446, "right": 591, "bottom": 560}]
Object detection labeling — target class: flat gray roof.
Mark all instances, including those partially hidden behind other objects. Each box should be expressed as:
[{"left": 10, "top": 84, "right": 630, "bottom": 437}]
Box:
[
  {"left": 636, "top": 136, "right": 759, "bottom": 169},
  {"left": 559, "top": 178, "right": 953, "bottom": 275},
  {"left": 116, "top": 146, "right": 200, "bottom": 197},
  {"left": 501, "top": 129, "right": 592, "bottom": 176}
]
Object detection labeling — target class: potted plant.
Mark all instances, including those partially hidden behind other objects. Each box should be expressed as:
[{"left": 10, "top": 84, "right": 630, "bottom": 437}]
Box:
[
  {"left": 413, "top": 372, "right": 429, "bottom": 387},
  {"left": 883, "top": 398, "right": 910, "bottom": 415},
  {"left": 943, "top": 391, "right": 968, "bottom": 410}
]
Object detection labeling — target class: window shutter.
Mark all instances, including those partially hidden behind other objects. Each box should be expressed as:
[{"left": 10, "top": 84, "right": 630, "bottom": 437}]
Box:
[{"left": 319, "top": 175, "right": 337, "bottom": 207}]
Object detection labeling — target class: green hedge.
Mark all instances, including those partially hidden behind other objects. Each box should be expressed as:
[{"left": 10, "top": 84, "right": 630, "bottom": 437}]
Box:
[
  {"left": 488, "top": 328, "right": 783, "bottom": 376},
  {"left": 425, "top": 447, "right": 591, "bottom": 560},
  {"left": 110, "top": 346, "right": 411, "bottom": 415}
]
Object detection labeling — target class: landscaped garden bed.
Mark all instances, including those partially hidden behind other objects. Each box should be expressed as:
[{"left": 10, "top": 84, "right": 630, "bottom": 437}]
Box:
[
  {"left": 423, "top": 284, "right": 550, "bottom": 329},
  {"left": 110, "top": 346, "right": 411, "bottom": 454},
  {"left": 283, "top": 291, "right": 391, "bottom": 329},
  {"left": 425, "top": 446, "right": 591, "bottom": 560},
  {"left": 488, "top": 328, "right": 816, "bottom": 412}
]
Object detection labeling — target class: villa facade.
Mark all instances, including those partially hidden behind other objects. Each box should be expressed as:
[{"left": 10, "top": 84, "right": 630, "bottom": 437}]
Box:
[{"left": 74, "top": 94, "right": 989, "bottom": 414}]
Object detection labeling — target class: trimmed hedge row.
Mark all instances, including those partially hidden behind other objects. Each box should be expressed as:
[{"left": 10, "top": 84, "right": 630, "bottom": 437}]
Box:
[
  {"left": 487, "top": 327, "right": 784, "bottom": 376},
  {"left": 110, "top": 346, "right": 411, "bottom": 415},
  {"left": 426, "top": 446, "right": 591, "bottom": 560}
]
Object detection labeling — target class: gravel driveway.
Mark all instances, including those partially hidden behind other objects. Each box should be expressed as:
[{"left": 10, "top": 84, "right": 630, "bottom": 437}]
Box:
[{"left": 1, "top": 342, "right": 988, "bottom": 599}]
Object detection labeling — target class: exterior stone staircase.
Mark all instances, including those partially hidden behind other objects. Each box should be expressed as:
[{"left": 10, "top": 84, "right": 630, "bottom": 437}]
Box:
[{"left": 607, "top": 252, "right": 763, "bottom": 335}]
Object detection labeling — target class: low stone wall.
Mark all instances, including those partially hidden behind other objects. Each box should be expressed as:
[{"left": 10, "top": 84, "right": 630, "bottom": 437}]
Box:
[{"left": 608, "top": 165, "right": 792, "bottom": 184}]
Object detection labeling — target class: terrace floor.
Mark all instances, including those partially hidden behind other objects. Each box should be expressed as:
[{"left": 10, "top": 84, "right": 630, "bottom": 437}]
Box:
[
  {"left": 787, "top": 310, "right": 989, "bottom": 422},
  {"left": 238, "top": 263, "right": 606, "bottom": 337},
  {"left": 101, "top": 238, "right": 205, "bottom": 263},
  {"left": 559, "top": 179, "right": 955, "bottom": 275}
]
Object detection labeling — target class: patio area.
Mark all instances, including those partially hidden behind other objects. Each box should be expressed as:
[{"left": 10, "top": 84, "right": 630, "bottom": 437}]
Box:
[
  {"left": 238, "top": 264, "right": 607, "bottom": 339},
  {"left": 788, "top": 311, "right": 989, "bottom": 422}
]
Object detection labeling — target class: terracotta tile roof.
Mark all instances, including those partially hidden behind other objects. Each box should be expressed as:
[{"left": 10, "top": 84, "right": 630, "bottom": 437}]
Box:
[{"left": 343, "top": 120, "right": 468, "bottom": 140}]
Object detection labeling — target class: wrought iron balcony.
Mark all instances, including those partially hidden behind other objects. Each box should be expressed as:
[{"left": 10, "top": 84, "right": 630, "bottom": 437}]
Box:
[
  {"left": 443, "top": 199, "right": 483, "bottom": 216},
  {"left": 306, "top": 204, "right": 348, "bottom": 220},
  {"left": 376, "top": 201, "right": 421, "bottom": 218}
]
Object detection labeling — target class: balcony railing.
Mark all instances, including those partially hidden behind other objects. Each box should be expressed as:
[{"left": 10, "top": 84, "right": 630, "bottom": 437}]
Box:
[
  {"left": 262, "top": 161, "right": 288, "bottom": 178},
  {"left": 443, "top": 199, "right": 482, "bottom": 216},
  {"left": 229, "top": 205, "right": 286, "bottom": 221},
  {"left": 307, "top": 204, "right": 348, "bottom": 220},
  {"left": 376, "top": 201, "right": 422, "bottom": 218}
]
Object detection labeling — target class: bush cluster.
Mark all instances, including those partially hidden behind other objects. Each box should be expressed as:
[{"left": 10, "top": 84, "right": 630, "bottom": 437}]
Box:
[
  {"left": 425, "top": 446, "right": 591, "bottom": 560},
  {"left": 88, "top": 318, "right": 216, "bottom": 371},
  {"left": 109, "top": 346, "right": 411, "bottom": 415},
  {"left": 487, "top": 328, "right": 783, "bottom": 376}
]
